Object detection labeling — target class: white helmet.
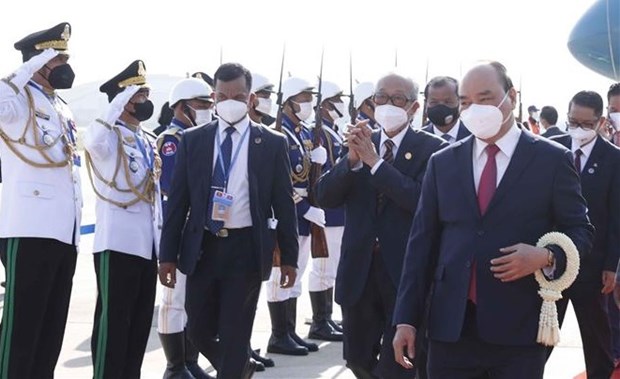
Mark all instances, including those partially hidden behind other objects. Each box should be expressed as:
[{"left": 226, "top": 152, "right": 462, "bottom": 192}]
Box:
[
  {"left": 281, "top": 77, "right": 314, "bottom": 103},
  {"left": 252, "top": 73, "right": 274, "bottom": 93},
  {"left": 353, "top": 82, "right": 375, "bottom": 109},
  {"left": 169, "top": 78, "right": 213, "bottom": 108},
  {"left": 318, "top": 81, "right": 343, "bottom": 104}
]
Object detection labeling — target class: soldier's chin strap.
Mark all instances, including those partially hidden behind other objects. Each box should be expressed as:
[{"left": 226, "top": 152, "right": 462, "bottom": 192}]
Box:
[
  {"left": 286, "top": 101, "right": 304, "bottom": 125},
  {"left": 182, "top": 102, "right": 197, "bottom": 127}
]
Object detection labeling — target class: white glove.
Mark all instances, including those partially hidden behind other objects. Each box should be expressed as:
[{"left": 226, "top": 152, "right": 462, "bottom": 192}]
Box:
[
  {"left": 9, "top": 48, "right": 59, "bottom": 90},
  {"left": 303, "top": 206, "right": 326, "bottom": 228},
  {"left": 309, "top": 146, "right": 328, "bottom": 165},
  {"left": 105, "top": 85, "right": 140, "bottom": 124}
]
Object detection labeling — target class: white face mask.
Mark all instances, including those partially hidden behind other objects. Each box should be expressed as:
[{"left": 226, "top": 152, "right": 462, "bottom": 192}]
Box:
[
  {"left": 609, "top": 112, "right": 620, "bottom": 130},
  {"left": 292, "top": 101, "right": 313, "bottom": 121},
  {"left": 256, "top": 97, "right": 273, "bottom": 115},
  {"left": 187, "top": 105, "right": 212, "bottom": 126},
  {"left": 567, "top": 126, "right": 597, "bottom": 146},
  {"left": 460, "top": 92, "right": 511, "bottom": 140},
  {"left": 194, "top": 109, "right": 212, "bottom": 125},
  {"left": 216, "top": 99, "right": 248, "bottom": 125},
  {"left": 375, "top": 104, "right": 410, "bottom": 133}
]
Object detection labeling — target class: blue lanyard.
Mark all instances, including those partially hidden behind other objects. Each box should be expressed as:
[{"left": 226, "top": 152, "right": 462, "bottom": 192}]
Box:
[
  {"left": 215, "top": 123, "right": 250, "bottom": 188},
  {"left": 117, "top": 120, "right": 154, "bottom": 171},
  {"left": 134, "top": 131, "right": 154, "bottom": 171}
]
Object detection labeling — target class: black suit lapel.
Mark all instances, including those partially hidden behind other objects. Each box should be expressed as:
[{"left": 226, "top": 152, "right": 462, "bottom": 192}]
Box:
[
  {"left": 454, "top": 137, "right": 480, "bottom": 217},
  {"left": 393, "top": 128, "right": 420, "bottom": 173},
  {"left": 457, "top": 122, "right": 471, "bottom": 140},
  {"left": 485, "top": 132, "right": 538, "bottom": 215},
  {"left": 581, "top": 137, "right": 606, "bottom": 180},
  {"left": 372, "top": 131, "right": 381, "bottom": 153},
  {"left": 248, "top": 123, "right": 263, "bottom": 203},
  {"left": 202, "top": 121, "right": 218, "bottom": 197}
]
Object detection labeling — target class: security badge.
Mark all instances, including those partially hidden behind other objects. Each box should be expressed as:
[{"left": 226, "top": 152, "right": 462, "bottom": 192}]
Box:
[{"left": 211, "top": 190, "right": 234, "bottom": 222}]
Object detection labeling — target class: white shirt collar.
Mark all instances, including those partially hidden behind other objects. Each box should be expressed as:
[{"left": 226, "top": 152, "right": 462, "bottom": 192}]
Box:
[
  {"left": 380, "top": 125, "right": 409, "bottom": 150},
  {"left": 432, "top": 123, "right": 459, "bottom": 140},
  {"left": 218, "top": 114, "right": 250, "bottom": 136},
  {"left": 571, "top": 135, "right": 597, "bottom": 158},
  {"left": 474, "top": 122, "right": 522, "bottom": 159}
]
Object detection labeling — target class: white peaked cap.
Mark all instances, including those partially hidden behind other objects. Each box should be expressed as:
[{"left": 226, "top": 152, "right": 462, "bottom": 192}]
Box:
[
  {"left": 353, "top": 82, "right": 375, "bottom": 109},
  {"left": 169, "top": 78, "right": 213, "bottom": 107},
  {"left": 251, "top": 73, "right": 274, "bottom": 93},
  {"left": 282, "top": 77, "right": 314, "bottom": 103}
]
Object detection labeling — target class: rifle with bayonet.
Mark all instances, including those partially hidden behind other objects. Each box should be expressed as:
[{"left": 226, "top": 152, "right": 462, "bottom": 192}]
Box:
[
  {"left": 272, "top": 44, "right": 286, "bottom": 268},
  {"left": 308, "top": 48, "right": 329, "bottom": 259},
  {"left": 348, "top": 50, "right": 357, "bottom": 124}
]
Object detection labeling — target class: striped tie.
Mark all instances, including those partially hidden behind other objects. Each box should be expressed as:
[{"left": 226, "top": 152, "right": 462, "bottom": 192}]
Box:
[{"left": 382, "top": 139, "right": 395, "bottom": 163}]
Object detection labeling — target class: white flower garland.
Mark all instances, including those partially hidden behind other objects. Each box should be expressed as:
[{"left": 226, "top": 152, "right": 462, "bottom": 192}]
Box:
[{"left": 534, "top": 232, "right": 580, "bottom": 346}]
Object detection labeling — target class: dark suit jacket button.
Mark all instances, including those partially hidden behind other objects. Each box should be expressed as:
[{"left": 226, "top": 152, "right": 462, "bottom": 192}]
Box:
[
  {"left": 465, "top": 261, "right": 471, "bottom": 268},
  {"left": 477, "top": 230, "right": 485, "bottom": 236}
]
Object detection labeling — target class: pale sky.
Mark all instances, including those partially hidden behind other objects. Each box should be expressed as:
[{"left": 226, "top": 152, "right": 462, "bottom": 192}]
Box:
[{"left": 1, "top": 0, "right": 615, "bottom": 126}]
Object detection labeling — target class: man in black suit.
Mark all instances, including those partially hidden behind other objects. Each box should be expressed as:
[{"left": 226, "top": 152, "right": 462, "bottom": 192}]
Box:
[
  {"left": 316, "top": 72, "right": 447, "bottom": 378},
  {"left": 550, "top": 91, "right": 620, "bottom": 379},
  {"left": 422, "top": 76, "right": 471, "bottom": 144},
  {"left": 540, "top": 106, "right": 565, "bottom": 138},
  {"left": 393, "top": 61, "right": 593, "bottom": 378},
  {"left": 158, "top": 63, "right": 299, "bottom": 379}
]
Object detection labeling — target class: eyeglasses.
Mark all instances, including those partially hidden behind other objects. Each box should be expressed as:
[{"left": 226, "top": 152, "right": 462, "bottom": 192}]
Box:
[
  {"left": 566, "top": 116, "right": 600, "bottom": 130},
  {"left": 372, "top": 93, "right": 413, "bottom": 108}
]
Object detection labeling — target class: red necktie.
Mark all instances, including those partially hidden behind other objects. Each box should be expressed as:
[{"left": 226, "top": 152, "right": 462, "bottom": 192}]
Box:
[{"left": 468, "top": 144, "right": 500, "bottom": 303}]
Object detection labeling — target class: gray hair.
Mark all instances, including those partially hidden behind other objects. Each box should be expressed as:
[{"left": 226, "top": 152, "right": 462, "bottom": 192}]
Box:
[{"left": 376, "top": 71, "right": 419, "bottom": 101}]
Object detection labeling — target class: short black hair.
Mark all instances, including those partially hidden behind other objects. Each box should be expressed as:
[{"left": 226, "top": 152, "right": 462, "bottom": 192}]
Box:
[
  {"left": 607, "top": 82, "right": 620, "bottom": 101},
  {"left": 489, "top": 61, "right": 514, "bottom": 93},
  {"left": 214, "top": 63, "right": 252, "bottom": 92},
  {"left": 424, "top": 76, "right": 458, "bottom": 100},
  {"left": 540, "top": 106, "right": 558, "bottom": 125},
  {"left": 569, "top": 90, "right": 604, "bottom": 118}
]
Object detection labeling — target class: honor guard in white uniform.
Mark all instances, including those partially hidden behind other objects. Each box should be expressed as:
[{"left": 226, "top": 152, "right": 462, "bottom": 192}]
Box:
[
  {"left": 0, "top": 22, "right": 82, "bottom": 378},
  {"left": 265, "top": 77, "right": 326, "bottom": 355},
  {"left": 306, "top": 81, "right": 346, "bottom": 341},
  {"left": 83, "top": 60, "right": 163, "bottom": 379},
  {"left": 156, "top": 77, "right": 216, "bottom": 379}
]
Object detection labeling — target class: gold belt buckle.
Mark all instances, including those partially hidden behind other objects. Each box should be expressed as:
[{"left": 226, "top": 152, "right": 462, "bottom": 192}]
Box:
[{"left": 216, "top": 228, "right": 229, "bottom": 238}]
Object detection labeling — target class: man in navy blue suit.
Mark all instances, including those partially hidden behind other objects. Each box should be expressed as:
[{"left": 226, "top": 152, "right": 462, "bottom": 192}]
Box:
[
  {"left": 422, "top": 76, "right": 470, "bottom": 144},
  {"left": 550, "top": 90, "right": 620, "bottom": 379},
  {"left": 317, "top": 72, "right": 447, "bottom": 378},
  {"left": 158, "top": 63, "right": 299, "bottom": 379},
  {"left": 393, "top": 61, "right": 593, "bottom": 379}
]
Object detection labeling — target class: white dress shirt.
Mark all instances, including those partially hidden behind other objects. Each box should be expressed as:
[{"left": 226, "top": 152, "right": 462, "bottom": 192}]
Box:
[
  {"left": 369, "top": 125, "right": 410, "bottom": 174},
  {"left": 432, "top": 123, "right": 459, "bottom": 144},
  {"left": 570, "top": 137, "right": 596, "bottom": 173},
  {"left": 473, "top": 123, "right": 522, "bottom": 191},
  {"left": 212, "top": 116, "right": 252, "bottom": 228}
]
